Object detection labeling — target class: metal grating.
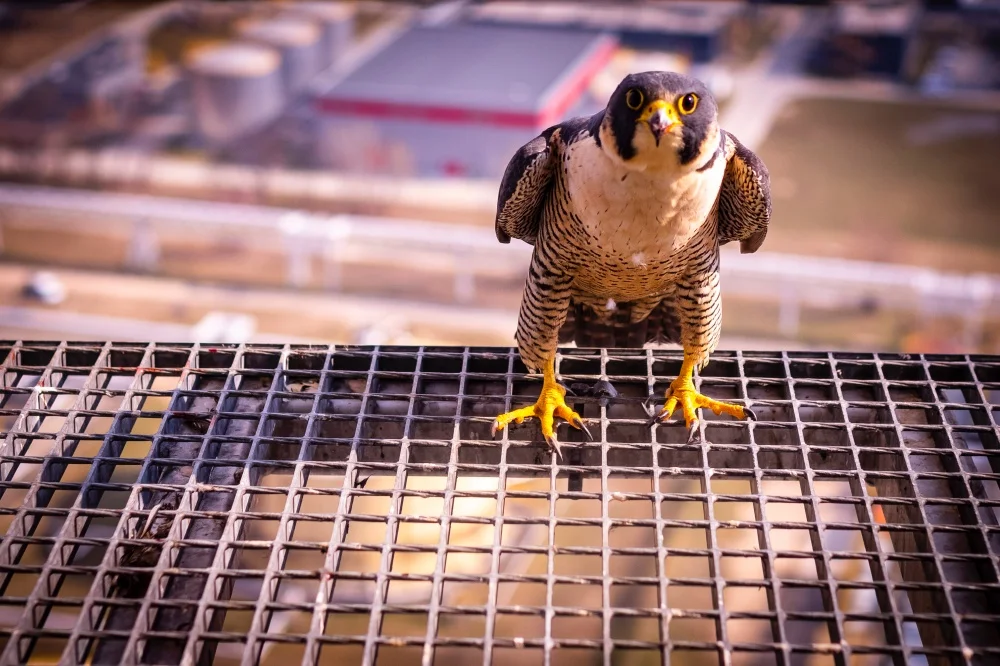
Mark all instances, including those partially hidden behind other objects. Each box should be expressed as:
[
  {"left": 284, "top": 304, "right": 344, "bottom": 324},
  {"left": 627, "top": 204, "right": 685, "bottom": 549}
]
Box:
[{"left": 0, "top": 341, "right": 999, "bottom": 666}]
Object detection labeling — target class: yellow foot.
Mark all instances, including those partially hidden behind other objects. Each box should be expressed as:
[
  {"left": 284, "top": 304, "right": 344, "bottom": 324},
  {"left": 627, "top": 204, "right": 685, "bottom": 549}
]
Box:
[
  {"left": 653, "top": 377, "right": 756, "bottom": 442},
  {"left": 491, "top": 374, "right": 591, "bottom": 458}
]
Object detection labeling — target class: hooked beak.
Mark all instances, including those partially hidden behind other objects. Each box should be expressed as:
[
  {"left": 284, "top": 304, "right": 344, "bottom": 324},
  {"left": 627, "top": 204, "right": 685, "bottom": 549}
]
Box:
[{"left": 640, "top": 100, "right": 680, "bottom": 146}]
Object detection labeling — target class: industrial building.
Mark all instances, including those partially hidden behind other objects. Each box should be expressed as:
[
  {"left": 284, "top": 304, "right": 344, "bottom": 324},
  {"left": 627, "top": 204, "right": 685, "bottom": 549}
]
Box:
[
  {"left": 467, "top": 1, "right": 746, "bottom": 64},
  {"left": 0, "top": 2, "right": 355, "bottom": 152},
  {"left": 0, "top": 34, "right": 145, "bottom": 147},
  {"left": 186, "top": 41, "right": 286, "bottom": 145},
  {"left": 233, "top": 15, "right": 325, "bottom": 95},
  {"left": 805, "top": 2, "right": 922, "bottom": 79},
  {"left": 314, "top": 23, "right": 616, "bottom": 178},
  {"left": 0, "top": 2, "right": 756, "bottom": 177}
]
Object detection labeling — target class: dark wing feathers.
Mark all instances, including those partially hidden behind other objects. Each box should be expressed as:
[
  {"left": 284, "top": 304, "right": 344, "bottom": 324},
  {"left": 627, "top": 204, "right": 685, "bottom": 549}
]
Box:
[
  {"left": 717, "top": 130, "right": 771, "bottom": 254},
  {"left": 495, "top": 131, "right": 554, "bottom": 245},
  {"left": 495, "top": 115, "right": 601, "bottom": 245}
]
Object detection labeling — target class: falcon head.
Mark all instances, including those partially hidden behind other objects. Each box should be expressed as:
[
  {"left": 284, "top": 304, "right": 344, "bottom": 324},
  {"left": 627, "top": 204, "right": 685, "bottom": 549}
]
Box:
[{"left": 599, "top": 71, "right": 720, "bottom": 172}]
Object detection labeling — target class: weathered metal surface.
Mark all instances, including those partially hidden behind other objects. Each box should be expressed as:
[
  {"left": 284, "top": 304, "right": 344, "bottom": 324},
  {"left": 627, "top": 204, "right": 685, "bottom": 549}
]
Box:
[{"left": 0, "top": 342, "right": 998, "bottom": 665}]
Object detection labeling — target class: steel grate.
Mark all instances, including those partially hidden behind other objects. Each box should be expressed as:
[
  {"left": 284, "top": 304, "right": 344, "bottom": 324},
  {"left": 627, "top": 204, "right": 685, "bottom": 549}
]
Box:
[{"left": 0, "top": 341, "right": 999, "bottom": 665}]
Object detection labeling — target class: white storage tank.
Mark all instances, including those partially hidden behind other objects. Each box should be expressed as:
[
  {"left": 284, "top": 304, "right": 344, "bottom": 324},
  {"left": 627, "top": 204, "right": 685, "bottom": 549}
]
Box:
[
  {"left": 235, "top": 16, "right": 323, "bottom": 93},
  {"left": 285, "top": 2, "right": 355, "bottom": 70},
  {"left": 186, "top": 41, "right": 284, "bottom": 144}
]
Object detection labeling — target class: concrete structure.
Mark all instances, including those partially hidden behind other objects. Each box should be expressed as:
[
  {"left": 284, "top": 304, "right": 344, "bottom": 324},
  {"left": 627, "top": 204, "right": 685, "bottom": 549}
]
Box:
[
  {"left": 1, "top": 34, "right": 142, "bottom": 116},
  {"left": 186, "top": 41, "right": 284, "bottom": 144},
  {"left": 807, "top": 2, "right": 922, "bottom": 79},
  {"left": 314, "top": 23, "right": 616, "bottom": 178},
  {"left": 284, "top": 2, "right": 355, "bottom": 71},
  {"left": 76, "top": 35, "right": 145, "bottom": 108},
  {"left": 235, "top": 15, "right": 324, "bottom": 94},
  {"left": 2, "top": 182, "right": 998, "bottom": 350}
]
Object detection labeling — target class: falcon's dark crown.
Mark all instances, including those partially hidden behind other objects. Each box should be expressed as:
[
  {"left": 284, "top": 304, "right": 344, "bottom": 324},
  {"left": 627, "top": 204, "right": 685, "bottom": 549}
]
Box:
[{"left": 603, "top": 71, "right": 718, "bottom": 166}]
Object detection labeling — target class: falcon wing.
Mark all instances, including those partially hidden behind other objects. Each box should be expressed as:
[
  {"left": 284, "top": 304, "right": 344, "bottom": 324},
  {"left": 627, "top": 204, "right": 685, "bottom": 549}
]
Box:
[
  {"left": 495, "top": 129, "right": 558, "bottom": 246},
  {"left": 717, "top": 130, "right": 771, "bottom": 254},
  {"left": 496, "top": 114, "right": 601, "bottom": 245}
]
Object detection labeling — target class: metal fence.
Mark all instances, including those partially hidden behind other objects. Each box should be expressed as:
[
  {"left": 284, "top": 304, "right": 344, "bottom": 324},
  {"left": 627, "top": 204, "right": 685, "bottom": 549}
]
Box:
[
  {"left": 1, "top": 341, "right": 999, "bottom": 665},
  {"left": 2, "top": 183, "right": 999, "bottom": 342}
]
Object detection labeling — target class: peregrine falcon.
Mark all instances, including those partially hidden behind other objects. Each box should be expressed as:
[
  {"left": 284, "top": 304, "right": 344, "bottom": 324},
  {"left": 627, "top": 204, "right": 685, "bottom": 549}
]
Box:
[{"left": 492, "top": 71, "right": 771, "bottom": 454}]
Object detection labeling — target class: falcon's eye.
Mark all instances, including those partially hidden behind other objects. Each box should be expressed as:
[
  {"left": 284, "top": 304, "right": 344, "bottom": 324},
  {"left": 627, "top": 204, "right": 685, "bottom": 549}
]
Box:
[
  {"left": 625, "top": 88, "right": 644, "bottom": 111},
  {"left": 678, "top": 93, "right": 699, "bottom": 115}
]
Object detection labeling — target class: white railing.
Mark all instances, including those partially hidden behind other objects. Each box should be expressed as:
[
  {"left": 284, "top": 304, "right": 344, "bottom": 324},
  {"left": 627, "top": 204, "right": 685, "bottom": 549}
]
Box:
[{"left": 1, "top": 182, "right": 997, "bottom": 342}]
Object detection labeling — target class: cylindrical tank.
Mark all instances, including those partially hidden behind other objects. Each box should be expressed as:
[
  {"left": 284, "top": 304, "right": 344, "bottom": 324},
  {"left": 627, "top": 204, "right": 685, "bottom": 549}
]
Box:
[
  {"left": 284, "top": 3, "right": 354, "bottom": 70},
  {"left": 185, "top": 41, "right": 284, "bottom": 144},
  {"left": 234, "top": 16, "right": 323, "bottom": 94}
]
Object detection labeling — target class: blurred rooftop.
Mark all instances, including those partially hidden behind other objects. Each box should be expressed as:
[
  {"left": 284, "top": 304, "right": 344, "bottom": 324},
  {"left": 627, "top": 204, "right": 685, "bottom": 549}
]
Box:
[{"left": 318, "top": 23, "right": 615, "bottom": 126}]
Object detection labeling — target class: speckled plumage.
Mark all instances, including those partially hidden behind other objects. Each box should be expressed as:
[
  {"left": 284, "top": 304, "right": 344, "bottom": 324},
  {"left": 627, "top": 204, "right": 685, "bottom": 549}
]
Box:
[{"left": 496, "top": 71, "right": 771, "bottom": 373}]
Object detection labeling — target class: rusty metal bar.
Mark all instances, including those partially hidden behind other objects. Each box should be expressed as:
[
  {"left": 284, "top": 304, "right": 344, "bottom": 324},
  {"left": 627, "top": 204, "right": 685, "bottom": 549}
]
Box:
[{"left": 0, "top": 343, "right": 998, "bottom": 665}]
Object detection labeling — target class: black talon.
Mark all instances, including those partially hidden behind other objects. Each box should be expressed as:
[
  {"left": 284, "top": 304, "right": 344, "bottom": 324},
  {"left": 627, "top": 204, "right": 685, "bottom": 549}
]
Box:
[
  {"left": 687, "top": 421, "right": 701, "bottom": 443},
  {"left": 643, "top": 397, "right": 658, "bottom": 416},
  {"left": 572, "top": 416, "right": 593, "bottom": 441},
  {"left": 744, "top": 407, "right": 757, "bottom": 421},
  {"left": 544, "top": 434, "right": 563, "bottom": 461}
]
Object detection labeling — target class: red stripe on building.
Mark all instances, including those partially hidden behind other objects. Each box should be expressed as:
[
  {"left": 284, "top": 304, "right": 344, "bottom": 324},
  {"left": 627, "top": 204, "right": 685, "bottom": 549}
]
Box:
[
  {"left": 315, "top": 35, "right": 618, "bottom": 130},
  {"left": 314, "top": 98, "right": 541, "bottom": 128}
]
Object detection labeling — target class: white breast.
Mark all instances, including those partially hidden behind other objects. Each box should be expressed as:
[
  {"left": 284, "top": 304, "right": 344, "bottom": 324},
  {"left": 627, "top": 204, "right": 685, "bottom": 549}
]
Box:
[{"left": 563, "top": 137, "right": 725, "bottom": 263}]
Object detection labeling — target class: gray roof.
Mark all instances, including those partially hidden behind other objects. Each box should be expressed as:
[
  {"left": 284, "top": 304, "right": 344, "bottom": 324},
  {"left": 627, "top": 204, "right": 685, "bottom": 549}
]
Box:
[
  {"left": 322, "top": 23, "right": 612, "bottom": 113},
  {"left": 470, "top": 1, "right": 744, "bottom": 35}
]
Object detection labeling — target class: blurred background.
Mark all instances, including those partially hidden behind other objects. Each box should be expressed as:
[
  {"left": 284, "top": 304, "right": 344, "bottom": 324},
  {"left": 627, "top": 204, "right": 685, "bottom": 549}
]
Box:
[
  {"left": 0, "top": 0, "right": 998, "bottom": 352},
  {"left": 1, "top": 3, "right": 999, "bottom": 664}
]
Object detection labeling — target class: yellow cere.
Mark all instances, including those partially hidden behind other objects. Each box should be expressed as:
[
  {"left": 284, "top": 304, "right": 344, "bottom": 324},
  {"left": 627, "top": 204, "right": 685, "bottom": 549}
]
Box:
[{"left": 639, "top": 99, "right": 681, "bottom": 128}]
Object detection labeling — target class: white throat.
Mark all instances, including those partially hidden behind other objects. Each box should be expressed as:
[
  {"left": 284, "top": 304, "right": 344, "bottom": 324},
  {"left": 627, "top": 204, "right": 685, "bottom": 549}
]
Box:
[{"left": 562, "top": 125, "right": 727, "bottom": 266}]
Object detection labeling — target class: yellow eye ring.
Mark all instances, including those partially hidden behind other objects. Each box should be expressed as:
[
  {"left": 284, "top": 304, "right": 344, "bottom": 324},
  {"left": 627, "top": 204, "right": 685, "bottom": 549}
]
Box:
[
  {"left": 678, "top": 92, "right": 699, "bottom": 115},
  {"left": 625, "top": 88, "right": 644, "bottom": 111}
]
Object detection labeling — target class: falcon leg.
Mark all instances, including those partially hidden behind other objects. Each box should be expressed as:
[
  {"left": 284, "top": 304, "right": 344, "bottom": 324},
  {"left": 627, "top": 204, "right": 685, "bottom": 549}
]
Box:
[
  {"left": 654, "top": 351, "right": 756, "bottom": 441},
  {"left": 491, "top": 357, "right": 590, "bottom": 458}
]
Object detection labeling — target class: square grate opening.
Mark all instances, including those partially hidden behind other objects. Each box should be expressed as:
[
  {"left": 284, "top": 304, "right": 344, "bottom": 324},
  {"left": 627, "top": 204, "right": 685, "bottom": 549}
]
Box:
[{"left": 0, "top": 342, "right": 998, "bottom": 665}]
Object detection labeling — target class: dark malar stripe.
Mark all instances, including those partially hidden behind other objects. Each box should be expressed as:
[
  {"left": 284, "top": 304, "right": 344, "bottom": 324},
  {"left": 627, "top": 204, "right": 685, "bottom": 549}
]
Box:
[{"left": 696, "top": 132, "right": 725, "bottom": 173}]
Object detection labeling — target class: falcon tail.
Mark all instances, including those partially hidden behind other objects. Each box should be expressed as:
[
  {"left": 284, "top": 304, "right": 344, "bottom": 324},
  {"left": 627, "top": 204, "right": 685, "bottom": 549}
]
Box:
[{"left": 558, "top": 297, "right": 682, "bottom": 348}]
